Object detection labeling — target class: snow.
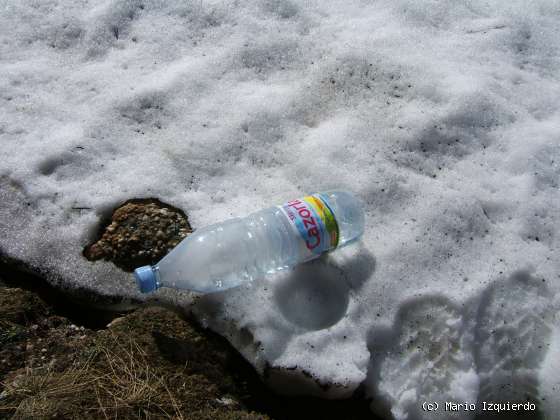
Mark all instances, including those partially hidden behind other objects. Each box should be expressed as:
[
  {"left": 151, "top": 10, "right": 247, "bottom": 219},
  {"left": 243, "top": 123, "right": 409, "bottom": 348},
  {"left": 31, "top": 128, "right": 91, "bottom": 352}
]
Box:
[{"left": 1, "top": 0, "right": 559, "bottom": 418}]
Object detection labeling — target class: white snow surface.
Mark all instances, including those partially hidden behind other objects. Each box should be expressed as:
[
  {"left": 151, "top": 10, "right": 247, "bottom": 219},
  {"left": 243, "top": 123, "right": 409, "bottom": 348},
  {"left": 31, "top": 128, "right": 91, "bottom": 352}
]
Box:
[{"left": 1, "top": 0, "right": 559, "bottom": 418}]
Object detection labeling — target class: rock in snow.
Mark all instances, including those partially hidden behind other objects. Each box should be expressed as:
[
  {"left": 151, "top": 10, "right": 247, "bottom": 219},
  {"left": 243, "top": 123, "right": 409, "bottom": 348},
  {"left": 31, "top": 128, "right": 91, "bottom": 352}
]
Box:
[
  {"left": 83, "top": 199, "right": 192, "bottom": 271},
  {"left": 1, "top": 1, "right": 559, "bottom": 418}
]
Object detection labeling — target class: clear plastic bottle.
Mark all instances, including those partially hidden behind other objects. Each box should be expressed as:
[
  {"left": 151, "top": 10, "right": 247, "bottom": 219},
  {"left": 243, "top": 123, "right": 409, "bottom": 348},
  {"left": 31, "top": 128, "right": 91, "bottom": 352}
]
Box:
[{"left": 134, "top": 191, "right": 364, "bottom": 294}]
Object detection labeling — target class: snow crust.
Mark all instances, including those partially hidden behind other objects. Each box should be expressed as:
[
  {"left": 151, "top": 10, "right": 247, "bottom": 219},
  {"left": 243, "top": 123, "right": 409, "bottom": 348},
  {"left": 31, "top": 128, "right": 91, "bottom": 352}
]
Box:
[{"left": 1, "top": 1, "right": 559, "bottom": 418}]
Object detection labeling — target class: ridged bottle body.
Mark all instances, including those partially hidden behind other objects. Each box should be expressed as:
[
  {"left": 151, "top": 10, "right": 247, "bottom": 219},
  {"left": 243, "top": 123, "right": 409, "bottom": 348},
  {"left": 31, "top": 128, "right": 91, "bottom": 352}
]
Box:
[{"left": 142, "top": 191, "right": 364, "bottom": 293}]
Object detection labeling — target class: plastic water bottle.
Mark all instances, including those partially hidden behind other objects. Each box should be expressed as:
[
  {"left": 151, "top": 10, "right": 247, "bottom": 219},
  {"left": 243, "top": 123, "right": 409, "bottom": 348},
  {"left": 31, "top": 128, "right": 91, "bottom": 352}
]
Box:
[{"left": 134, "top": 191, "right": 364, "bottom": 294}]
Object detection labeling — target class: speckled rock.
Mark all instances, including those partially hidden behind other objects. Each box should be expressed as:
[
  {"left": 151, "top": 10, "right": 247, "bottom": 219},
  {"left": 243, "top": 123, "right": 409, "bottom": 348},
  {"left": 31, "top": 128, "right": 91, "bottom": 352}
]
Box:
[{"left": 84, "top": 199, "right": 192, "bottom": 271}]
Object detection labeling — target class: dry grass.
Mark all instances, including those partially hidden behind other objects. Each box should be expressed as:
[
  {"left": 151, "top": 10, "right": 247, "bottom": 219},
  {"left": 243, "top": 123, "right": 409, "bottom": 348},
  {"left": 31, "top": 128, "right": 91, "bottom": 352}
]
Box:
[
  {"left": 92, "top": 336, "right": 184, "bottom": 419},
  {"left": 1, "top": 362, "right": 95, "bottom": 418},
  {"left": 0, "top": 334, "right": 185, "bottom": 419}
]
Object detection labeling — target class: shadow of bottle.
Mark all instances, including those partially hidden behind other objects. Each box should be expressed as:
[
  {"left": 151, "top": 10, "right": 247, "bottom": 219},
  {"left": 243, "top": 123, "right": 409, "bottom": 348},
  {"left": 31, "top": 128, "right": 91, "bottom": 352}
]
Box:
[{"left": 273, "top": 245, "right": 376, "bottom": 331}]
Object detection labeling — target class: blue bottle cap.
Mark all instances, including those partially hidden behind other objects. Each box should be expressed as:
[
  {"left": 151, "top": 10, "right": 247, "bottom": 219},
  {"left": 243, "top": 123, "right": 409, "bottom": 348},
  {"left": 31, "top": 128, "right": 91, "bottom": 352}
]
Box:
[{"left": 134, "top": 265, "right": 159, "bottom": 293}]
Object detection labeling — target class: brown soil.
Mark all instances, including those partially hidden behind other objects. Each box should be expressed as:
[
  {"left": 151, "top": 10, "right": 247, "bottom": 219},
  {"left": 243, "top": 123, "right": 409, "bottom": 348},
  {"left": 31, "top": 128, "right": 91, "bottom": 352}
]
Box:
[{"left": 0, "top": 286, "right": 268, "bottom": 419}]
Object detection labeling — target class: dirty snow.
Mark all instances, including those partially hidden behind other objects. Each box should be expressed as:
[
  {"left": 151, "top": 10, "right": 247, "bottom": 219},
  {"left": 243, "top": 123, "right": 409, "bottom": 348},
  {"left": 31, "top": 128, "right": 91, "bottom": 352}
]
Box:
[{"left": 1, "top": 0, "right": 559, "bottom": 418}]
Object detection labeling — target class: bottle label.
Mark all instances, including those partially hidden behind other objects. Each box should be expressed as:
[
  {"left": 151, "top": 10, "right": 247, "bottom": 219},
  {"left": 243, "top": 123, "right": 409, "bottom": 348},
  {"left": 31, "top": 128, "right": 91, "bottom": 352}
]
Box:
[{"left": 279, "top": 194, "right": 339, "bottom": 255}]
